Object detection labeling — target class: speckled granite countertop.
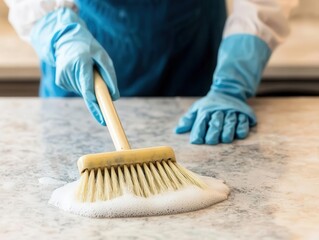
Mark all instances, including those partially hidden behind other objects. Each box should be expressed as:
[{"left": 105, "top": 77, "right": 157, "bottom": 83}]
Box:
[{"left": 0, "top": 97, "right": 318, "bottom": 240}]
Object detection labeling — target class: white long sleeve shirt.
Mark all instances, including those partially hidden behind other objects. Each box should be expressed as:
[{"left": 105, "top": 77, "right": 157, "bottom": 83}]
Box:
[{"left": 5, "top": 0, "right": 298, "bottom": 49}]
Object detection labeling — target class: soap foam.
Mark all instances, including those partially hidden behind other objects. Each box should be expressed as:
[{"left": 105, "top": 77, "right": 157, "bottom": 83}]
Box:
[
  {"left": 49, "top": 176, "right": 230, "bottom": 218},
  {"left": 38, "top": 177, "right": 67, "bottom": 186}
]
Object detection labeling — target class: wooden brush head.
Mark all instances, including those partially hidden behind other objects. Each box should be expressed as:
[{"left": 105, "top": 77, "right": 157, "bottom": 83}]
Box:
[{"left": 77, "top": 146, "right": 176, "bottom": 174}]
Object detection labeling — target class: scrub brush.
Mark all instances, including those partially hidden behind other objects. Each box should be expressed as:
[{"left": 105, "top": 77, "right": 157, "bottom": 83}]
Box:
[{"left": 76, "top": 71, "right": 207, "bottom": 202}]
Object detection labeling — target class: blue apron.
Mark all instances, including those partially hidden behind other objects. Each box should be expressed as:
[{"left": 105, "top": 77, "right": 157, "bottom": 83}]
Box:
[{"left": 39, "top": 0, "right": 226, "bottom": 97}]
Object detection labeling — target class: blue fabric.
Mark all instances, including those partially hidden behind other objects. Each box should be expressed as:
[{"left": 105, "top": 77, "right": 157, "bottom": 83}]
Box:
[{"left": 39, "top": 0, "right": 227, "bottom": 97}]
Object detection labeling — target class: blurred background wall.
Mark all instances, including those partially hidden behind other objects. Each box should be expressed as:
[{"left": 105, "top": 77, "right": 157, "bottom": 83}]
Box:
[
  {"left": 0, "top": 0, "right": 319, "bottom": 96},
  {"left": 0, "top": 0, "right": 40, "bottom": 96},
  {"left": 291, "top": 0, "right": 319, "bottom": 18}
]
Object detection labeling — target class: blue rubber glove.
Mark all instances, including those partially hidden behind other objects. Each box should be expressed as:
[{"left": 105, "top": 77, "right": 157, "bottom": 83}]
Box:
[
  {"left": 175, "top": 91, "right": 256, "bottom": 144},
  {"left": 175, "top": 34, "right": 271, "bottom": 144},
  {"left": 30, "top": 8, "right": 119, "bottom": 126}
]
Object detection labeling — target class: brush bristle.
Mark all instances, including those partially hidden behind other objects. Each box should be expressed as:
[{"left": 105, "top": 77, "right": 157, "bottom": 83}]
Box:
[{"left": 76, "top": 160, "right": 207, "bottom": 202}]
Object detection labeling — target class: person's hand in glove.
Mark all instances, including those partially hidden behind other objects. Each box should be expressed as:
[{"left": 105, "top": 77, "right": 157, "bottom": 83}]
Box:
[
  {"left": 175, "top": 35, "right": 271, "bottom": 144},
  {"left": 175, "top": 91, "right": 256, "bottom": 144},
  {"left": 30, "top": 8, "right": 119, "bottom": 126}
]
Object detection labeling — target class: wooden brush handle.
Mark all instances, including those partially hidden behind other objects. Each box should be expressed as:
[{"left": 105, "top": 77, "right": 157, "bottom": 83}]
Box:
[{"left": 94, "top": 70, "right": 131, "bottom": 151}]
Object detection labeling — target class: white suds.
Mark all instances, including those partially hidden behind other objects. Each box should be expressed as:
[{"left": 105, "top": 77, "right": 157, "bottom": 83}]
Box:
[
  {"left": 49, "top": 176, "right": 230, "bottom": 218},
  {"left": 38, "top": 177, "right": 67, "bottom": 186}
]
